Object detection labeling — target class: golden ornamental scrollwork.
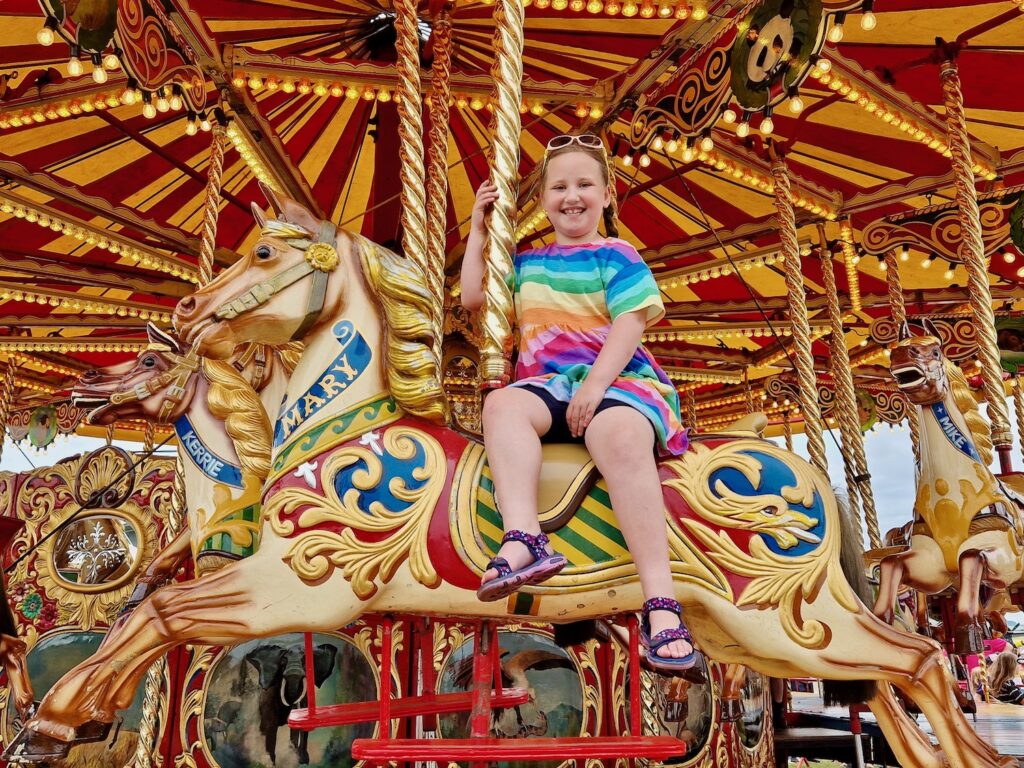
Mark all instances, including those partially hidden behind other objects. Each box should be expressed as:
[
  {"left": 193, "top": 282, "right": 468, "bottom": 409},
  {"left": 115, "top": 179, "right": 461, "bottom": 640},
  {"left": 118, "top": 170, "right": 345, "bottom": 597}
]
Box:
[
  {"left": 265, "top": 426, "right": 446, "bottom": 597},
  {"left": 75, "top": 446, "right": 135, "bottom": 508},
  {"left": 175, "top": 644, "right": 220, "bottom": 768},
  {"left": 666, "top": 441, "right": 857, "bottom": 649}
]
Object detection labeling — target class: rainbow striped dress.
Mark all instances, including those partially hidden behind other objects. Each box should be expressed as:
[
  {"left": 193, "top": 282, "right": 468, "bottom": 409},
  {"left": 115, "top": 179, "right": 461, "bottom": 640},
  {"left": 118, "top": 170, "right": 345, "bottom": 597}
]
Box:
[{"left": 510, "top": 238, "right": 687, "bottom": 456}]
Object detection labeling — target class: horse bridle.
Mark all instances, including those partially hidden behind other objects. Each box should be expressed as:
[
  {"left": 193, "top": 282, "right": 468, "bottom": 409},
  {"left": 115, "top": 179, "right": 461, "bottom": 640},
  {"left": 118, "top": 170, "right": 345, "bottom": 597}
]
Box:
[
  {"left": 213, "top": 220, "right": 338, "bottom": 342},
  {"left": 108, "top": 344, "right": 201, "bottom": 422}
]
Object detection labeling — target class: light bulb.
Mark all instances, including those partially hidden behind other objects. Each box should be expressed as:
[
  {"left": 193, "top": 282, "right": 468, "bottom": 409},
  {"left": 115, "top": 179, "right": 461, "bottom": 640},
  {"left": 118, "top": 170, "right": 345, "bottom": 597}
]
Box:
[
  {"left": 36, "top": 26, "right": 55, "bottom": 46},
  {"left": 638, "top": 153, "right": 651, "bottom": 168},
  {"left": 651, "top": 135, "right": 664, "bottom": 150},
  {"left": 722, "top": 108, "right": 737, "bottom": 124},
  {"left": 622, "top": 0, "right": 638, "bottom": 16},
  {"left": 1003, "top": 251, "right": 1015, "bottom": 263},
  {"left": 186, "top": 119, "right": 198, "bottom": 136},
  {"left": 666, "top": 138, "right": 679, "bottom": 153},
  {"left": 921, "top": 256, "right": 933, "bottom": 269},
  {"left": 67, "top": 57, "right": 83, "bottom": 77},
  {"left": 605, "top": 0, "right": 621, "bottom": 12},
  {"left": 569, "top": 0, "right": 586, "bottom": 11},
  {"left": 623, "top": 154, "right": 633, "bottom": 167},
  {"left": 736, "top": 121, "right": 750, "bottom": 138},
  {"left": 200, "top": 114, "right": 211, "bottom": 131},
  {"left": 103, "top": 52, "right": 119, "bottom": 70},
  {"left": 156, "top": 94, "right": 170, "bottom": 112},
  {"left": 640, "top": 1, "right": 655, "bottom": 17},
  {"left": 700, "top": 135, "right": 713, "bottom": 152},
  {"left": 552, "top": 0, "right": 568, "bottom": 9},
  {"left": 817, "top": 58, "right": 832, "bottom": 73},
  {"left": 658, "top": 2, "right": 672, "bottom": 16},
  {"left": 92, "top": 65, "right": 107, "bottom": 84},
  {"left": 691, "top": 2, "right": 706, "bottom": 19},
  {"left": 587, "top": 0, "right": 603, "bottom": 11},
  {"left": 789, "top": 95, "right": 804, "bottom": 114},
  {"left": 860, "top": 10, "right": 876, "bottom": 30},
  {"left": 827, "top": 22, "right": 844, "bottom": 43},
  {"left": 944, "top": 266, "right": 955, "bottom": 280},
  {"left": 760, "top": 116, "right": 774, "bottom": 135},
  {"left": 900, "top": 245, "right": 910, "bottom": 262},
  {"left": 170, "top": 93, "right": 183, "bottom": 110},
  {"left": 142, "top": 101, "right": 157, "bottom": 119}
]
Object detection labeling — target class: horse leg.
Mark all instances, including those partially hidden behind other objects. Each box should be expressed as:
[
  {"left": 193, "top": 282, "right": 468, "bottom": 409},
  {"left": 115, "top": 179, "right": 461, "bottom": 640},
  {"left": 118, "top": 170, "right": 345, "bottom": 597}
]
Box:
[
  {"left": 868, "top": 683, "right": 950, "bottom": 768},
  {"left": 0, "top": 634, "right": 34, "bottom": 719},
  {"left": 954, "top": 551, "right": 985, "bottom": 654},
  {"left": 23, "top": 548, "right": 372, "bottom": 746},
  {"left": 872, "top": 554, "right": 906, "bottom": 624},
  {"left": 718, "top": 663, "right": 746, "bottom": 721}
]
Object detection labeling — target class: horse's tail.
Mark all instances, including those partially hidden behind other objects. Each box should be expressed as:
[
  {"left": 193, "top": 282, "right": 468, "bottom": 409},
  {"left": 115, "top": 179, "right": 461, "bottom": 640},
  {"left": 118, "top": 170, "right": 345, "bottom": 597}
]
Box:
[{"left": 823, "top": 490, "right": 878, "bottom": 706}]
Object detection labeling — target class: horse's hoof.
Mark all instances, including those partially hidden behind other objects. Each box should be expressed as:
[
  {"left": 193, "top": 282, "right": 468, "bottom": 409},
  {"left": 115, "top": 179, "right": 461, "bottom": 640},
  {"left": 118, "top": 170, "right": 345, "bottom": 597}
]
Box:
[
  {"left": 720, "top": 699, "right": 743, "bottom": 721},
  {"left": 2, "top": 726, "right": 73, "bottom": 763},
  {"left": 953, "top": 623, "right": 985, "bottom": 654}
]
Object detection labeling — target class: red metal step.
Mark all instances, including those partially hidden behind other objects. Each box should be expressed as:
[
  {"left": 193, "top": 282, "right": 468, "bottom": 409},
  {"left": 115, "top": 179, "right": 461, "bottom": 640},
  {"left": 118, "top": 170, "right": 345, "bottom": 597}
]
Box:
[
  {"left": 351, "top": 736, "right": 689, "bottom": 761},
  {"left": 287, "top": 688, "right": 530, "bottom": 730}
]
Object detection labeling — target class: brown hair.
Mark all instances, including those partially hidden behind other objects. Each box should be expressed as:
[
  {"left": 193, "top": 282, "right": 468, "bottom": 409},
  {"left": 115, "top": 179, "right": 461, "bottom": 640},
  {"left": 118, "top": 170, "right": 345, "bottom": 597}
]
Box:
[
  {"left": 537, "top": 142, "right": 620, "bottom": 238},
  {"left": 988, "top": 650, "right": 1019, "bottom": 691}
]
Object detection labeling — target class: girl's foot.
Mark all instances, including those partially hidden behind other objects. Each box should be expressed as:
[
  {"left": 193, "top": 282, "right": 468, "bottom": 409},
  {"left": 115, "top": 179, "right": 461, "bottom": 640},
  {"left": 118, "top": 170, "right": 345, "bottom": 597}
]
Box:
[
  {"left": 477, "top": 530, "right": 567, "bottom": 602},
  {"left": 640, "top": 597, "right": 701, "bottom": 674}
]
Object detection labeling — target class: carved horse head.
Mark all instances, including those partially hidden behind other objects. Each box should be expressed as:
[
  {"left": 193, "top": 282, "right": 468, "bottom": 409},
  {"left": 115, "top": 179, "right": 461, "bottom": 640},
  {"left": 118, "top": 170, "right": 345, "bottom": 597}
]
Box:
[
  {"left": 889, "top": 333, "right": 948, "bottom": 406},
  {"left": 72, "top": 325, "right": 200, "bottom": 425}
]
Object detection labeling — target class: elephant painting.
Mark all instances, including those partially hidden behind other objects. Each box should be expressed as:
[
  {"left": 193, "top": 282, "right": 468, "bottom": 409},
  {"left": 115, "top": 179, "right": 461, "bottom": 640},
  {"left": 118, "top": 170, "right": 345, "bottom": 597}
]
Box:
[{"left": 242, "top": 643, "right": 338, "bottom": 765}]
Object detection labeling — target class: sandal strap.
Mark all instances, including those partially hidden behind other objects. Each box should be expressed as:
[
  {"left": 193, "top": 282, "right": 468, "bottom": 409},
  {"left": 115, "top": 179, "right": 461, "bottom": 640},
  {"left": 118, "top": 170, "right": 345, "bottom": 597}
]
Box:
[
  {"left": 648, "top": 625, "right": 693, "bottom": 648},
  {"left": 501, "top": 529, "right": 551, "bottom": 561},
  {"left": 642, "top": 596, "right": 683, "bottom": 617},
  {"left": 485, "top": 557, "right": 512, "bottom": 579}
]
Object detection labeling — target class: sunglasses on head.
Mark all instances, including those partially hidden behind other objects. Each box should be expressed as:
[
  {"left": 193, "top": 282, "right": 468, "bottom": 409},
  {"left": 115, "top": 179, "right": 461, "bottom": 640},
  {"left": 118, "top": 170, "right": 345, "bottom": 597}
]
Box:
[{"left": 545, "top": 133, "right": 605, "bottom": 152}]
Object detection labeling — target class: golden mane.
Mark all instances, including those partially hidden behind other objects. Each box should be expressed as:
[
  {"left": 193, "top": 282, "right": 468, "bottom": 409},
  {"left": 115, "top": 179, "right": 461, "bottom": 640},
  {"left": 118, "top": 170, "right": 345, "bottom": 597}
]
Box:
[
  {"left": 945, "top": 359, "right": 993, "bottom": 467},
  {"left": 353, "top": 233, "right": 449, "bottom": 424},
  {"left": 203, "top": 359, "right": 273, "bottom": 479}
]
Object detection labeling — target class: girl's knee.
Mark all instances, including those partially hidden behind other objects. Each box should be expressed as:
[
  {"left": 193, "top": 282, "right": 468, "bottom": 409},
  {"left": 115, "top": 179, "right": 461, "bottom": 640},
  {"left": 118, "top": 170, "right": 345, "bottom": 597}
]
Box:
[{"left": 482, "top": 388, "right": 527, "bottom": 428}]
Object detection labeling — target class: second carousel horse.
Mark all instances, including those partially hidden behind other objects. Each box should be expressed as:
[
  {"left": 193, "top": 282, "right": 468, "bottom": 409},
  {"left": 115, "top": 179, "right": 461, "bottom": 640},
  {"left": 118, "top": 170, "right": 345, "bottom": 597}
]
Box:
[{"left": 872, "top": 329, "right": 1024, "bottom": 653}]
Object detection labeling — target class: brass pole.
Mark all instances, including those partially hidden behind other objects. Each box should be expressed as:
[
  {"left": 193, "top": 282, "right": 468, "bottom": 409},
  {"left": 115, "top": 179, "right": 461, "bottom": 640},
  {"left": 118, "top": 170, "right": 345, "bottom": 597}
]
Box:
[
  {"left": 884, "top": 249, "right": 921, "bottom": 467},
  {"left": 940, "top": 56, "right": 1012, "bottom": 470},
  {"left": 0, "top": 358, "right": 18, "bottom": 464},
  {"left": 479, "top": 0, "right": 525, "bottom": 386},
  {"left": 771, "top": 148, "right": 827, "bottom": 474},
  {"left": 198, "top": 122, "right": 227, "bottom": 286}
]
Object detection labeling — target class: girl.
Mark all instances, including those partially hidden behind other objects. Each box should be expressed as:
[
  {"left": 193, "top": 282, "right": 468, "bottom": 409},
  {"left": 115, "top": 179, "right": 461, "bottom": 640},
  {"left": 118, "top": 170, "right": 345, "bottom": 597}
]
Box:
[
  {"left": 987, "top": 650, "right": 1024, "bottom": 704},
  {"left": 460, "top": 133, "right": 698, "bottom": 673}
]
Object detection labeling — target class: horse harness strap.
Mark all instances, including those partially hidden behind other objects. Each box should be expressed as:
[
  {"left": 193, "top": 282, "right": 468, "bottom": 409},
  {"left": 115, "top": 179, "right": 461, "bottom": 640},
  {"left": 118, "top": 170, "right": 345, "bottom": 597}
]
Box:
[
  {"left": 213, "top": 220, "right": 338, "bottom": 343},
  {"left": 108, "top": 349, "right": 201, "bottom": 422}
]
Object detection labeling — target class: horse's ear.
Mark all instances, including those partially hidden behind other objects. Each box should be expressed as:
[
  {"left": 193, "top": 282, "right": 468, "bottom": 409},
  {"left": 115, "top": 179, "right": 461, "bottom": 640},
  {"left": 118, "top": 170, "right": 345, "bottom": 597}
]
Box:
[
  {"left": 251, "top": 201, "right": 267, "bottom": 230},
  {"left": 259, "top": 181, "right": 283, "bottom": 216},
  {"left": 897, "top": 322, "right": 911, "bottom": 341},
  {"left": 147, "top": 323, "right": 183, "bottom": 354},
  {"left": 922, "top": 317, "right": 941, "bottom": 340}
]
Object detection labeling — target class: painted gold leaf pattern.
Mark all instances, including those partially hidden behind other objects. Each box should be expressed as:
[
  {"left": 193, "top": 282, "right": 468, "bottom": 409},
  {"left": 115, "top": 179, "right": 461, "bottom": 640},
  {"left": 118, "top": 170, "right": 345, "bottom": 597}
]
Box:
[{"left": 266, "top": 426, "right": 445, "bottom": 597}]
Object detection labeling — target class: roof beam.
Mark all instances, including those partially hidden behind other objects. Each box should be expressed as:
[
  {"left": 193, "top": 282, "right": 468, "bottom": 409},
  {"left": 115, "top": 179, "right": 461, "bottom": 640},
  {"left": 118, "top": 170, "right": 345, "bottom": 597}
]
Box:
[
  {"left": 163, "top": 4, "right": 324, "bottom": 217},
  {"left": 0, "top": 155, "right": 203, "bottom": 256},
  {"left": 0, "top": 249, "right": 191, "bottom": 298}
]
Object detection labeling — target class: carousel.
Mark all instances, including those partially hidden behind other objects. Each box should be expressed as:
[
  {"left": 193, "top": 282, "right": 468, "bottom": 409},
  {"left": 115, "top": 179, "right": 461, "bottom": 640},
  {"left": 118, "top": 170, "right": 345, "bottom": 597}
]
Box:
[{"left": 1, "top": 0, "right": 1024, "bottom": 766}]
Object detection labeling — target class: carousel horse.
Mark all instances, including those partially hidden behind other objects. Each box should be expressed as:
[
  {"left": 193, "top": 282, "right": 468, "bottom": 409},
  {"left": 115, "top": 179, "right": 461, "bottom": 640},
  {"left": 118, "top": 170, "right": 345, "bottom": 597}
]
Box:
[
  {"left": 872, "top": 329, "right": 1024, "bottom": 654},
  {"left": 71, "top": 325, "right": 297, "bottom": 594},
  {"left": 5, "top": 190, "right": 1013, "bottom": 768}
]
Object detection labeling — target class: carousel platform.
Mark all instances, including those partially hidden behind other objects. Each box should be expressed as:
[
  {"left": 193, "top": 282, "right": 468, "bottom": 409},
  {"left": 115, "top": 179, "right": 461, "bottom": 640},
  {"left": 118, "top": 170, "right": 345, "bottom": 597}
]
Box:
[{"left": 789, "top": 691, "right": 1024, "bottom": 763}]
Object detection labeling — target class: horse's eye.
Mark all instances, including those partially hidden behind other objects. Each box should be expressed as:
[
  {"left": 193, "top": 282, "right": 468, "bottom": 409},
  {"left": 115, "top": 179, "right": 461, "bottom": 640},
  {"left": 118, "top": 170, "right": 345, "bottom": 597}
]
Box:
[
  {"left": 255, "top": 244, "right": 273, "bottom": 260},
  {"left": 143, "top": 356, "right": 156, "bottom": 368}
]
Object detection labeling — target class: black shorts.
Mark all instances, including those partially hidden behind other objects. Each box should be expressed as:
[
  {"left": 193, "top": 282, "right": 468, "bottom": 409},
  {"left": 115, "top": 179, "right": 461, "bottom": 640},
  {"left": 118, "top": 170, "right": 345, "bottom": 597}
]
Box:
[{"left": 516, "top": 384, "right": 630, "bottom": 443}]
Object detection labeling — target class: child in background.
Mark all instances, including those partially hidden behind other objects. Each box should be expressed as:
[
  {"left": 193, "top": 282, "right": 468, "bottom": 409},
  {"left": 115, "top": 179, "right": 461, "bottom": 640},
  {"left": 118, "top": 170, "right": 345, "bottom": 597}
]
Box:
[{"left": 460, "top": 133, "right": 698, "bottom": 673}]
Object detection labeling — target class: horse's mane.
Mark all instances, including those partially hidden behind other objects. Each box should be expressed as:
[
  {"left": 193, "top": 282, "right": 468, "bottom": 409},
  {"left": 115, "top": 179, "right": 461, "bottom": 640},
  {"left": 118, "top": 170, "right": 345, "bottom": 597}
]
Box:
[
  {"left": 353, "top": 233, "right": 449, "bottom": 424},
  {"left": 202, "top": 358, "right": 273, "bottom": 479},
  {"left": 945, "top": 358, "right": 993, "bottom": 467}
]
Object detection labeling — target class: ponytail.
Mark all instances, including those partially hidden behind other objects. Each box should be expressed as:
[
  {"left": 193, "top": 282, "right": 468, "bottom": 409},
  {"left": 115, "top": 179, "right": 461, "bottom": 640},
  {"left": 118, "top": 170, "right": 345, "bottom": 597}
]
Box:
[{"left": 602, "top": 205, "right": 619, "bottom": 238}]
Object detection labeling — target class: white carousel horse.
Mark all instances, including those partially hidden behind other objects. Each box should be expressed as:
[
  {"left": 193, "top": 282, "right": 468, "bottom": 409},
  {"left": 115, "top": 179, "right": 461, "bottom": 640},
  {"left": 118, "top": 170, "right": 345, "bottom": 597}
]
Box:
[{"left": 6, "top": 190, "right": 1012, "bottom": 768}]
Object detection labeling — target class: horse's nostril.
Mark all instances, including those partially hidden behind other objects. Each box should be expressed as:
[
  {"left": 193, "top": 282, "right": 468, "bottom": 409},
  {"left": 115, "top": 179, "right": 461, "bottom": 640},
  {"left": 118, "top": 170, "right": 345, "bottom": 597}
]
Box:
[
  {"left": 177, "top": 295, "right": 196, "bottom": 315},
  {"left": 80, "top": 369, "right": 100, "bottom": 382}
]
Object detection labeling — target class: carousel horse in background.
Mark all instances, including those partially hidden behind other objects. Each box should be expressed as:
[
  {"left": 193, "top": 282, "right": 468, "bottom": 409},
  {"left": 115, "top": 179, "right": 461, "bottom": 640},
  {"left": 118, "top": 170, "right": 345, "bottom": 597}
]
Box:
[
  {"left": 6, "top": 188, "right": 1015, "bottom": 768},
  {"left": 71, "top": 324, "right": 298, "bottom": 594},
  {"left": 0, "top": 517, "right": 34, "bottom": 721},
  {"left": 872, "top": 328, "right": 1024, "bottom": 654}
]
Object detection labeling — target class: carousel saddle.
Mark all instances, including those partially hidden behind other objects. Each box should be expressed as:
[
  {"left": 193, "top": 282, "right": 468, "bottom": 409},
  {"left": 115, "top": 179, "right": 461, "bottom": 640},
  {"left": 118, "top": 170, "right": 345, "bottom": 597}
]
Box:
[{"left": 532, "top": 412, "right": 769, "bottom": 534}]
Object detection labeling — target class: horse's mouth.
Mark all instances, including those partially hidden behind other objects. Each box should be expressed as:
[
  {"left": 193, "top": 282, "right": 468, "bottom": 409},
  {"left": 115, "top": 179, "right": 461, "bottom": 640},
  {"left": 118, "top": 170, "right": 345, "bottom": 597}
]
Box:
[
  {"left": 81, "top": 399, "right": 118, "bottom": 425},
  {"left": 786, "top": 526, "right": 822, "bottom": 545},
  {"left": 891, "top": 366, "right": 926, "bottom": 389}
]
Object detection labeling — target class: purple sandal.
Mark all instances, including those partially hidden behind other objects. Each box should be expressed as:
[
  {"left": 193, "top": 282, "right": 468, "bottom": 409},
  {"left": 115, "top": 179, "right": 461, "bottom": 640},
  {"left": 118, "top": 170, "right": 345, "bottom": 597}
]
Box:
[
  {"left": 477, "top": 530, "right": 568, "bottom": 602},
  {"left": 640, "top": 597, "right": 703, "bottom": 676}
]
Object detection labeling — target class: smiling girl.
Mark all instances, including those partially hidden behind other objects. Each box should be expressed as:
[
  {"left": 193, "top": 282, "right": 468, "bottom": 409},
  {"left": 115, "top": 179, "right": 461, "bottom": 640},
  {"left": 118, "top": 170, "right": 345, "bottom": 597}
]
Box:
[{"left": 460, "top": 134, "right": 698, "bottom": 673}]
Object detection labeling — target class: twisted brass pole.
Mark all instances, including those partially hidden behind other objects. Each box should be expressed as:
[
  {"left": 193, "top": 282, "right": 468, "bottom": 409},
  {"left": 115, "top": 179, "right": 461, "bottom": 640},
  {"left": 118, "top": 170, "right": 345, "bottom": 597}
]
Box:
[
  {"left": 479, "top": 0, "right": 525, "bottom": 385},
  {"left": 143, "top": 420, "right": 155, "bottom": 454},
  {"left": 132, "top": 654, "right": 167, "bottom": 768},
  {"left": 783, "top": 409, "right": 793, "bottom": 452},
  {"left": 425, "top": 9, "right": 454, "bottom": 365},
  {"left": 394, "top": 0, "right": 434, "bottom": 369},
  {"left": 940, "top": 58, "right": 1012, "bottom": 469},
  {"left": 884, "top": 249, "right": 921, "bottom": 467},
  {"left": 771, "top": 150, "right": 827, "bottom": 474},
  {"left": 743, "top": 368, "right": 753, "bottom": 414},
  {"left": 199, "top": 122, "right": 227, "bottom": 286},
  {"left": 1014, "top": 377, "right": 1024, "bottom": 465},
  {"left": 0, "top": 358, "right": 18, "bottom": 465},
  {"left": 820, "top": 242, "right": 879, "bottom": 548},
  {"left": 686, "top": 389, "right": 698, "bottom": 433}
]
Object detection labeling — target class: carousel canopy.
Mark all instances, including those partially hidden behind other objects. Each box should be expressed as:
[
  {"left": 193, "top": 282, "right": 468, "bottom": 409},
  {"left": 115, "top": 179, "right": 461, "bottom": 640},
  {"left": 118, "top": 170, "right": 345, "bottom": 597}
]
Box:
[{"left": 1, "top": 0, "right": 1023, "bottom": 439}]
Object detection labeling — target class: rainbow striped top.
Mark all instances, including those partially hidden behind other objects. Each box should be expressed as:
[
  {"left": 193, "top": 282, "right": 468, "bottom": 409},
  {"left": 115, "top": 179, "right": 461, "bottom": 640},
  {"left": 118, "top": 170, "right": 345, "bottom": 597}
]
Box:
[{"left": 509, "top": 238, "right": 687, "bottom": 456}]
